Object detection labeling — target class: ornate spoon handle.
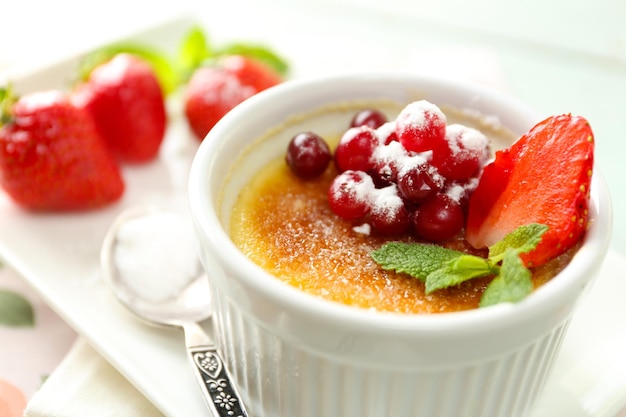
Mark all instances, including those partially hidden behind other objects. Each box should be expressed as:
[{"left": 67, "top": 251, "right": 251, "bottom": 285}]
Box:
[{"left": 189, "top": 345, "right": 249, "bottom": 417}]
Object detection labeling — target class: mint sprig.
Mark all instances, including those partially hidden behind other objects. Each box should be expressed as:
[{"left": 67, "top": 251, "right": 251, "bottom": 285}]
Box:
[{"left": 370, "top": 223, "right": 548, "bottom": 308}]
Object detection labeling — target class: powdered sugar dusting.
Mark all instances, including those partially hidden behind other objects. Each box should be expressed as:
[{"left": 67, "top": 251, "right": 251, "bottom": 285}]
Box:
[
  {"left": 445, "top": 183, "right": 465, "bottom": 202},
  {"left": 370, "top": 184, "right": 403, "bottom": 218},
  {"left": 399, "top": 100, "right": 447, "bottom": 128},
  {"left": 375, "top": 121, "right": 396, "bottom": 144},
  {"left": 331, "top": 100, "right": 493, "bottom": 232},
  {"left": 353, "top": 223, "right": 371, "bottom": 235},
  {"left": 339, "top": 126, "right": 362, "bottom": 145},
  {"left": 372, "top": 140, "right": 408, "bottom": 165},
  {"left": 446, "top": 124, "right": 490, "bottom": 161},
  {"left": 396, "top": 153, "right": 430, "bottom": 176},
  {"left": 332, "top": 171, "right": 375, "bottom": 203},
  {"left": 292, "top": 132, "right": 319, "bottom": 158},
  {"left": 445, "top": 177, "right": 479, "bottom": 203}
]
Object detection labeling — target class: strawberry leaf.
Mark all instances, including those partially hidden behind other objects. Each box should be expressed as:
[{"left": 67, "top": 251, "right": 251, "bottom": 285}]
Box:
[
  {"left": 178, "top": 26, "right": 213, "bottom": 81},
  {"left": 0, "top": 85, "right": 17, "bottom": 127},
  {"left": 176, "top": 26, "right": 289, "bottom": 80},
  {"left": 0, "top": 289, "right": 35, "bottom": 327},
  {"left": 77, "top": 44, "right": 180, "bottom": 95},
  {"left": 479, "top": 249, "right": 533, "bottom": 307},
  {"left": 371, "top": 242, "right": 464, "bottom": 281},
  {"left": 217, "top": 43, "right": 290, "bottom": 76}
]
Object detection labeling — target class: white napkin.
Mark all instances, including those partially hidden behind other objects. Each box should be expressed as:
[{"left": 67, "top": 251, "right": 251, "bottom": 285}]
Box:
[{"left": 24, "top": 338, "right": 164, "bottom": 417}]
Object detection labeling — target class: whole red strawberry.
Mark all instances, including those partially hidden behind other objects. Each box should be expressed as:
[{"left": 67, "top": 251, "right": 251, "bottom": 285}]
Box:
[
  {"left": 0, "top": 90, "right": 124, "bottom": 211},
  {"left": 466, "top": 114, "right": 594, "bottom": 267},
  {"left": 219, "top": 55, "right": 283, "bottom": 92},
  {"left": 184, "top": 55, "right": 282, "bottom": 140},
  {"left": 72, "top": 53, "right": 166, "bottom": 163}
]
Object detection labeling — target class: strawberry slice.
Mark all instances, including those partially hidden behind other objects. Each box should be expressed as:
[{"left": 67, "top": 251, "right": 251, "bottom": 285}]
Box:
[{"left": 466, "top": 114, "right": 594, "bottom": 267}]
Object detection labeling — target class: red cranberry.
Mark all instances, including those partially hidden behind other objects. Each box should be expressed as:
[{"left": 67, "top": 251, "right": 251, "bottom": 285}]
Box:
[
  {"left": 350, "top": 109, "right": 388, "bottom": 129},
  {"left": 328, "top": 170, "right": 374, "bottom": 220},
  {"left": 334, "top": 126, "right": 379, "bottom": 172},
  {"left": 396, "top": 100, "right": 447, "bottom": 154},
  {"left": 431, "top": 124, "right": 490, "bottom": 180},
  {"left": 369, "top": 185, "right": 410, "bottom": 235},
  {"left": 369, "top": 141, "right": 408, "bottom": 187},
  {"left": 413, "top": 194, "right": 464, "bottom": 241},
  {"left": 376, "top": 122, "right": 399, "bottom": 145},
  {"left": 285, "top": 131, "right": 332, "bottom": 178},
  {"left": 397, "top": 160, "right": 444, "bottom": 203},
  {"left": 444, "top": 179, "right": 479, "bottom": 212}
]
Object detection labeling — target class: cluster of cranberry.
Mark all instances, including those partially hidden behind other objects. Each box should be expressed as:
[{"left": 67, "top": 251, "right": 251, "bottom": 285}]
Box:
[{"left": 285, "top": 100, "right": 491, "bottom": 241}]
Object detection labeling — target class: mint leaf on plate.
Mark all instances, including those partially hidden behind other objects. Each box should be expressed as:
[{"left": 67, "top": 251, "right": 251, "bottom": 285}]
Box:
[{"left": 0, "top": 289, "right": 35, "bottom": 327}]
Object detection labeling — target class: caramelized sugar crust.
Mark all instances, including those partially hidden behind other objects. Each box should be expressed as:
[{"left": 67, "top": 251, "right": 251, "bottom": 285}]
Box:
[{"left": 231, "top": 159, "right": 574, "bottom": 314}]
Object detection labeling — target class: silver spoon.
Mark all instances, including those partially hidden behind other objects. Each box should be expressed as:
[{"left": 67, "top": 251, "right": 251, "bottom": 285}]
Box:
[{"left": 100, "top": 206, "right": 249, "bottom": 417}]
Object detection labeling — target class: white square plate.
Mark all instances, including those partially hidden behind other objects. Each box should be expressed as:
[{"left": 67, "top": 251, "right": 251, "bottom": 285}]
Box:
[{"left": 1, "top": 14, "right": 624, "bottom": 417}]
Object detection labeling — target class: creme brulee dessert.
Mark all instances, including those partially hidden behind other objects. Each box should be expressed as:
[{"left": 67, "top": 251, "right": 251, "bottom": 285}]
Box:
[{"left": 227, "top": 100, "right": 588, "bottom": 314}]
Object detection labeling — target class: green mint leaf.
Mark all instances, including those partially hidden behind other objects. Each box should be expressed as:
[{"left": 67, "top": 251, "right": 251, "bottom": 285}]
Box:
[
  {"left": 217, "top": 43, "right": 290, "bottom": 76},
  {"left": 371, "top": 223, "right": 546, "bottom": 308},
  {"left": 480, "top": 249, "right": 533, "bottom": 307},
  {"left": 77, "top": 44, "right": 180, "bottom": 95},
  {"left": 425, "top": 255, "right": 495, "bottom": 294},
  {"left": 178, "top": 26, "right": 213, "bottom": 81},
  {"left": 489, "top": 223, "right": 548, "bottom": 263},
  {"left": 0, "top": 289, "right": 35, "bottom": 327},
  {"left": 371, "top": 242, "right": 465, "bottom": 282}
]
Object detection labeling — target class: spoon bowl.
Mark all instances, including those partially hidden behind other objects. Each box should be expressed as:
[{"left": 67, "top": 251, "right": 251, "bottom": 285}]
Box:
[
  {"left": 100, "top": 206, "right": 249, "bottom": 417},
  {"left": 101, "top": 205, "right": 210, "bottom": 326}
]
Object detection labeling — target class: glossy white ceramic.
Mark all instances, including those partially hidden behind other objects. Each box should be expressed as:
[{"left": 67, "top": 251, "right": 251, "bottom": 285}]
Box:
[{"left": 188, "top": 74, "right": 613, "bottom": 417}]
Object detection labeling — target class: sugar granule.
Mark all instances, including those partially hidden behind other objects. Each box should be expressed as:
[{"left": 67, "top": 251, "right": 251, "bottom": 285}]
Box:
[{"left": 114, "top": 212, "right": 199, "bottom": 303}]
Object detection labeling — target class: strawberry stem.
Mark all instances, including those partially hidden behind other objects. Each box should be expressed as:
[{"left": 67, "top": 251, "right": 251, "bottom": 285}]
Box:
[{"left": 0, "top": 85, "right": 17, "bottom": 127}]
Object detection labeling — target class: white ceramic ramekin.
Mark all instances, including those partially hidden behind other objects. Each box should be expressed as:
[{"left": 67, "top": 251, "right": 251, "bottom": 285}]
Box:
[{"left": 188, "top": 74, "right": 612, "bottom": 417}]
